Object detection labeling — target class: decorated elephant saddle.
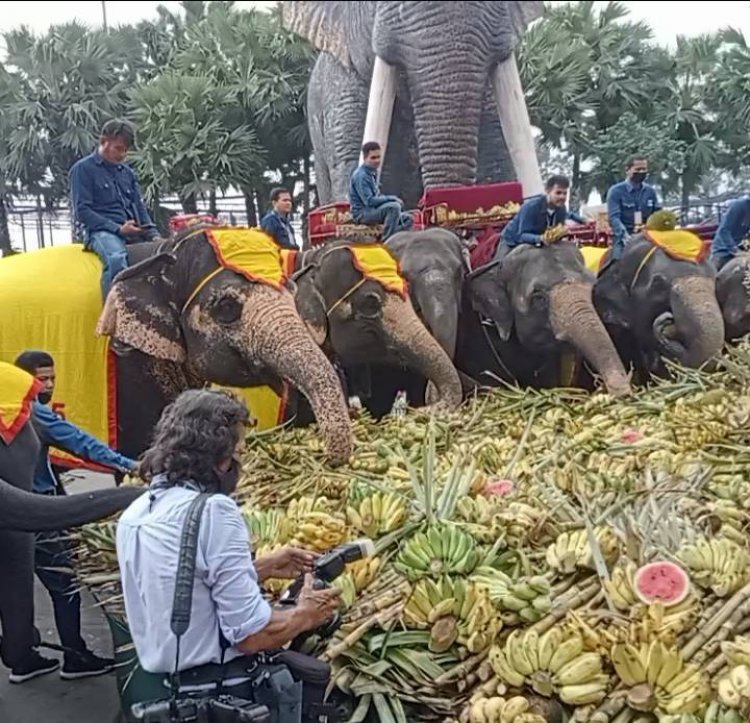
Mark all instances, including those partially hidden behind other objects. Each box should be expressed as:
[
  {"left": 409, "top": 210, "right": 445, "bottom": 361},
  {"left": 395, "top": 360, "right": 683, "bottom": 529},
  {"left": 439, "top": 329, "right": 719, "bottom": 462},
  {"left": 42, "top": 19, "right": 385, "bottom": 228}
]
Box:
[
  {"left": 643, "top": 229, "right": 709, "bottom": 264},
  {"left": 206, "top": 227, "right": 286, "bottom": 289},
  {"left": 0, "top": 361, "right": 42, "bottom": 445},
  {"left": 346, "top": 243, "right": 408, "bottom": 298}
]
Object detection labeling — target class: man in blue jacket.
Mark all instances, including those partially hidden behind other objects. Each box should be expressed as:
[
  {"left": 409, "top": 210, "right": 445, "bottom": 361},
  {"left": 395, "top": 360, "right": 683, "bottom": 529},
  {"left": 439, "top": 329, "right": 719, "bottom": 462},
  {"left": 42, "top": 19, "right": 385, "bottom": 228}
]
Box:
[
  {"left": 495, "top": 175, "right": 585, "bottom": 259},
  {"left": 11, "top": 350, "right": 137, "bottom": 684},
  {"left": 606, "top": 156, "right": 661, "bottom": 260},
  {"left": 349, "top": 142, "right": 412, "bottom": 240},
  {"left": 260, "top": 187, "right": 298, "bottom": 249},
  {"left": 711, "top": 195, "right": 750, "bottom": 271},
  {"left": 69, "top": 119, "right": 160, "bottom": 299}
]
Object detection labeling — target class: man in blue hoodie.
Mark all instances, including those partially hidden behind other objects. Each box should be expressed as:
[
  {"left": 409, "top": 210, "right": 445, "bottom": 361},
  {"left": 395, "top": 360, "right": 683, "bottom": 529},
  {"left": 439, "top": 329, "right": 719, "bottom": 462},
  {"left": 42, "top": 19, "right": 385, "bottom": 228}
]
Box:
[
  {"left": 711, "top": 196, "right": 750, "bottom": 271},
  {"left": 349, "top": 142, "right": 412, "bottom": 240},
  {"left": 495, "top": 175, "right": 585, "bottom": 260},
  {"left": 11, "top": 350, "right": 137, "bottom": 684}
]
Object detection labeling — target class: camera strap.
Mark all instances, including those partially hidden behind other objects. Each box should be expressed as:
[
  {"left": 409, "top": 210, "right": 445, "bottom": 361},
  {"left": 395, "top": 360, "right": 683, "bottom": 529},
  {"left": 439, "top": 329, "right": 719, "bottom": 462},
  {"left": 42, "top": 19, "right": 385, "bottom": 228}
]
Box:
[{"left": 168, "top": 492, "right": 214, "bottom": 708}]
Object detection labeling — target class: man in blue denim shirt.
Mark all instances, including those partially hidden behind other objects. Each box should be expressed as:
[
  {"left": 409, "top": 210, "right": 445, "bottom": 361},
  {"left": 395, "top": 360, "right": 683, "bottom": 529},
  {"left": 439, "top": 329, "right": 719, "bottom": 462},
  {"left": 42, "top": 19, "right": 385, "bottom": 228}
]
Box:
[
  {"left": 496, "top": 175, "right": 585, "bottom": 259},
  {"left": 606, "top": 156, "right": 661, "bottom": 260},
  {"left": 260, "top": 187, "right": 298, "bottom": 249},
  {"left": 11, "top": 350, "right": 136, "bottom": 684},
  {"left": 349, "top": 142, "right": 412, "bottom": 240},
  {"left": 711, "top": 196, "right": 750, "bottom": 271},
  {"left": 69, "top": 119, "right": 159, "bottom": 299}
]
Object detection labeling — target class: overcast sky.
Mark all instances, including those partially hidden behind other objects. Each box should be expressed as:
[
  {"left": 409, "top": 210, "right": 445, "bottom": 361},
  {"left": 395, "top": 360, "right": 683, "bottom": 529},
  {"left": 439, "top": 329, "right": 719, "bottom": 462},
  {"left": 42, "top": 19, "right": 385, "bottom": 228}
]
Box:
[{"left": 0, "top": 1, "right": 747, "bottom": 48}]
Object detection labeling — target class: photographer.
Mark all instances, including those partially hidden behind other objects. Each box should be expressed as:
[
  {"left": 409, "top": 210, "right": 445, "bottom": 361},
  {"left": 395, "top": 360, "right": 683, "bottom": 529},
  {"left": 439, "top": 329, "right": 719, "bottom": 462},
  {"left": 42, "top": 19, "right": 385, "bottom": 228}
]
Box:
[{"left": 115, "top": 389, "right": 340, "bottom": 717}]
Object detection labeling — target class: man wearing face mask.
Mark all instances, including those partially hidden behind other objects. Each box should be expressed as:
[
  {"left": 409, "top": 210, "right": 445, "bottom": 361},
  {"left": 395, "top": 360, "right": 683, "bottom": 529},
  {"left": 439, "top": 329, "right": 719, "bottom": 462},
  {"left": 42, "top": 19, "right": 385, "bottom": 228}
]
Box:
[
  {"left": 10, "top": 350, "right": 136, "bottom": 683},
  {"left": 606, "top": 156, "right": 662, "bottom": 260},
  {"left": 116, "top": 389, "right": 340, "bottom": 713}
]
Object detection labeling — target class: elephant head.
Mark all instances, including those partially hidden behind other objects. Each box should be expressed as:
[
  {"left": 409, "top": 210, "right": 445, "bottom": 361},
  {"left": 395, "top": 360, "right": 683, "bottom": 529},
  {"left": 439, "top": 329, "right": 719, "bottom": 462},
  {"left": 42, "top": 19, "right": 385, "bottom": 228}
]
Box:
[
  {"left": 594, "top": 237, "right": 724, "bottom": 372},
  {"left": 467, "top": 243, "right": 632, "bottom": 396},
  {"left": 716, "top": 254, "right": 750, "bottom": 341},
  {"left": 97, "top": 231, "right": 353, "bottom": 464},
  {"left": 282, "top": 1, "right": 544, "bottom": 194},
  {"left": 292, "top": 241, "right": 463, "bottom": 409}
]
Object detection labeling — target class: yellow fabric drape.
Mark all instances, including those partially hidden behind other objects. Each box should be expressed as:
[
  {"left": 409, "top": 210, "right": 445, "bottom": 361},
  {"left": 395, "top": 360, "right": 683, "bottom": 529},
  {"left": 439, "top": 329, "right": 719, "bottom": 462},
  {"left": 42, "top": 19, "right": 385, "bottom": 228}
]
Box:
[
  {"left": 0, "top": 361, "right": 41, "bottom": 444},
  {"left": 207, "top": 228, "right": 285, "bottom": 288},
  {"left": 347, "top": 244, "right": 408, "bottom": 298},
  {"left": 645, "top": 229, "right": 708, "bottom": 263}
]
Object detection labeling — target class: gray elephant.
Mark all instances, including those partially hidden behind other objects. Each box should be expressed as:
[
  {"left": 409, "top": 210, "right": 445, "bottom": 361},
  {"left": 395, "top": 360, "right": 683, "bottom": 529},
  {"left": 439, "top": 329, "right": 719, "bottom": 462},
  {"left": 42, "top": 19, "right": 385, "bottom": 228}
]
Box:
[
  {"left": 98, "top": 228, "right": 353, "bottom": 464},
  {"left": 286, "top": 240, "right": 463, "bottom": 410},
  {"left": 282, "top": 1, "right": 544, "bottom": 209},
  {"left": 593, "top": 236, "right": 725, "bottom": 377},
  {"left": 716, "top": 254, "right": 750, "bottom": 341},
  {"left": 457, "top": 243, "right": 632, "bottom": 396},
  {"left": 0, "top": 362, "right": 141, "bottom": 670}
]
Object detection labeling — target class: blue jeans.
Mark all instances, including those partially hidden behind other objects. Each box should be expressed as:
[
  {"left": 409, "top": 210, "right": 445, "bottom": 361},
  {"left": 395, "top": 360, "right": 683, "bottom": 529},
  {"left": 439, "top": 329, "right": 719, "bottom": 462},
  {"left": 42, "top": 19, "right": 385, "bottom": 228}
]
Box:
[
  {"left": 359, "top": 202, "right": 413, "bottom": 241},
  {"left": 89, "top": 230, "right": 128, "bottom": 299}
]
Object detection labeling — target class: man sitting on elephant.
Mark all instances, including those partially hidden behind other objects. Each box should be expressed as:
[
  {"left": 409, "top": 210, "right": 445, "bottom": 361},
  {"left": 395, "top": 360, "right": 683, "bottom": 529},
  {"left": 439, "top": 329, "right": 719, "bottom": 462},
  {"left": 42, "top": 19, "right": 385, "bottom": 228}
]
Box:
[
  {"left": 711, "top": 195, "right": 750, "bottom": 271},
  {"left": 495, "top": 175, "right": 585, "bottom": 261},
  {"left": 69, "top": 119, "right": 160, "bottom": 299},
  {"left": 349, "top": 142, "right": 413, "bottom": 240},
  {"left": 606, "top": 156, "right": 661, "bottom": 260},
  {"left": 11, "top": 350, "right": 136, "bottom": 683}
]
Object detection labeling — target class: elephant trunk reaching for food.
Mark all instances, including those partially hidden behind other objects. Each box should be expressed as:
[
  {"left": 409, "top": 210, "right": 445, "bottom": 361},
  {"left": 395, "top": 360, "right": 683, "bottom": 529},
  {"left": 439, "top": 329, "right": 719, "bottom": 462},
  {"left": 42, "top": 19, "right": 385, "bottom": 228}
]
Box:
[
  {"left": 549, "top": 282, "right": 632, "bottom": 397},
  {"left": 653, "top": 276, "right": 725, "bottom": 369}
]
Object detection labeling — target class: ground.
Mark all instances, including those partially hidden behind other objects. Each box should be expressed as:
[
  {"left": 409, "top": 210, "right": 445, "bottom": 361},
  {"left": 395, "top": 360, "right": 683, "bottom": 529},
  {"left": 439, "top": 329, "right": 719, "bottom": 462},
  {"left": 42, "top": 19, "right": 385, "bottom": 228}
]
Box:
[{"left": 0, "top": 471, "right": 122, "bottom": 723}]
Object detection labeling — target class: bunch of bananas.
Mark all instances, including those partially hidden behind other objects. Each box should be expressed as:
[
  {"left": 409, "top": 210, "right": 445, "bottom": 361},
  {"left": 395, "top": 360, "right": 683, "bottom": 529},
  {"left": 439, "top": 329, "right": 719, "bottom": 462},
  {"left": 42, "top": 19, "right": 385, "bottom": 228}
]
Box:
[
  {"left": 604, "top": 560, "right": 640, "bottom": 610},
  {"left": 286, "top": 496, "right": 348, "bottom": 552},
  {"left": 489, "top": 628, "right": 609, "bottom": 705},
  {"left": 611, "top": 639, "right": 710, "bottom": 715},
  {"left": 254, "top": 543, "right": 294, "bottom": 594},
  {"left": 716, "top": 637, "right": 750, "bottom": 711},
  {"left": 404, "top": 576, "right": 500, "bottom": 653},
  {"left": 465, "top": 695, "right": 544, "bottom": 723},
  {"left": 347, "top": 556, "right": 381, "bottom": 593},
  {"left": 471, "top": 568, "right": 552, "bottom": 624},
  {"left": 347, "top": 491, "right": 408, "bottom": 538},
  {"left": 242, "top": 507, "right": 290, "bottom": 547},
  {"left": 395, "top": 524, "right": 479, "bottom": 580},
  {"left": 660, "top": 702, "right": 745, "bottom": 723},
  {"left": 541, "top": 224, "right": 568, "bottom": 245},
  {"left": 545, "top": 527, "right": 619, "bottom": 575},
  {"left": 678, "top": 537, "right": 750, "bottom": 597}
]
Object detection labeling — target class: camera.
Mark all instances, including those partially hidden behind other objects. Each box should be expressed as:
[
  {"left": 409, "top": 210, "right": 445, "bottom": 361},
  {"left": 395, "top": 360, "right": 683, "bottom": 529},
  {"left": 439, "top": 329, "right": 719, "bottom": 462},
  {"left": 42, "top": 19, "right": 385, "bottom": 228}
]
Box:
[{"left": 131, "top": 695, "right": 270, "bottom": 722}]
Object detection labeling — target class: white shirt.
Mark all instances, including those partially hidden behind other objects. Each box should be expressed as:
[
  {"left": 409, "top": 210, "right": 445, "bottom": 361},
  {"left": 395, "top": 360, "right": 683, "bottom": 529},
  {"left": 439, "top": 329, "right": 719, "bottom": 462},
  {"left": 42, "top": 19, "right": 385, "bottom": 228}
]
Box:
[{"left": 116, "top": 483, "right": 272, "bottom": 674}]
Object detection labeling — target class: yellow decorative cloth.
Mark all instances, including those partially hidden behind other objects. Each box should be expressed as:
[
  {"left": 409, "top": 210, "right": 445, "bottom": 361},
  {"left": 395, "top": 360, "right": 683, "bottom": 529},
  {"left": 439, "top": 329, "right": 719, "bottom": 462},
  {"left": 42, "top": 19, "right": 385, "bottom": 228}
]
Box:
[
  {"left": 645, "top": 229, "right": 709, "bottom": 263},
  {"left": 580, "top": 246, "right": 609, "bottom": 275},
  {"left": 0, "top": 361, "right": 42, "bottom": 445},
  {"left": 347, "top": 244, "right": 408, "bottom": 298},
  {"left": 207, "top": 228, "right": 285, "bottom": 288}
]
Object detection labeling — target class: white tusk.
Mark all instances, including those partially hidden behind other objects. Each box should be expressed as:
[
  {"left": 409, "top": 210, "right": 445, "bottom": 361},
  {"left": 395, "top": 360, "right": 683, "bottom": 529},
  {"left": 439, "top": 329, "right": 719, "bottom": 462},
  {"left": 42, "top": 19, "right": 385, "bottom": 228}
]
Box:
[
  {"left": 493, "top": 54, "right": 544, "bottom": 196},
  {"left": 360, "top": 56, "right": 398, "bottom": 179}
]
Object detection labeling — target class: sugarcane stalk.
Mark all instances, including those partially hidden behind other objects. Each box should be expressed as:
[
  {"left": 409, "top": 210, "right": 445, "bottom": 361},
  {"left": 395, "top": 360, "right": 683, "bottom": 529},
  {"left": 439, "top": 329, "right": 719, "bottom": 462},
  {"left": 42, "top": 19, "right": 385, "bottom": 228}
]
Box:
[
  {"left": 323, "top": 602, "right": 403, "bottom": 661},
  {"left": 531, "top": 578, "right": 601, "bottom": 634},
  {"left": 433, "top": 651, "right": 487, "bottom": 686}
]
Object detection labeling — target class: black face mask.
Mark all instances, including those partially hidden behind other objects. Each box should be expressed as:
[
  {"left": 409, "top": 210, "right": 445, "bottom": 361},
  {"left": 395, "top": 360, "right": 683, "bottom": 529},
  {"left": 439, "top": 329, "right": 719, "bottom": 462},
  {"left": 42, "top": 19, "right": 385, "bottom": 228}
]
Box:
[
  {"left": 214, "top": 457, "right": 241, "bottom": 495},
  {"left": 631, "top": 172, "right": 647, "bottom": 184},
  {"left": 37, "top": 391, "right": 52, "bottom": 405}
]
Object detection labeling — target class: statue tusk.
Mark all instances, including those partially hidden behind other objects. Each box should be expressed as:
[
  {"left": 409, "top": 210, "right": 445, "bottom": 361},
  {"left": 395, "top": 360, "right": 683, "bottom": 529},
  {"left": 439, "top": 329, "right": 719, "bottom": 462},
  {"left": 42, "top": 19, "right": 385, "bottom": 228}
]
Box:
[{"left": 360, "top": 56, "right": 398, "bottom": 178}]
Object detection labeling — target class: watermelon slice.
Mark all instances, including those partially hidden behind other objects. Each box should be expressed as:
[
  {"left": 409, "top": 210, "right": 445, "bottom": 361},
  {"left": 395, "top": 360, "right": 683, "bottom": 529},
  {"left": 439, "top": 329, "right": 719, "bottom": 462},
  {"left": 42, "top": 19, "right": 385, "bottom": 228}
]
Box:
[{"left": 633, "top": 561, "right": 691, "bottom": 607}]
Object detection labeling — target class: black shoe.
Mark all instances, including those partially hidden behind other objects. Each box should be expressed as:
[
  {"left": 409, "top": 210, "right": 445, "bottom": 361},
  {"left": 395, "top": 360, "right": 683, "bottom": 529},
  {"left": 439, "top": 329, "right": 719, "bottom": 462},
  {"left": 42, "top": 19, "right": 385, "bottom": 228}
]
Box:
[
  {"left": 9, "top": 652, "right": 61, "bottom": 684},
  {"left": 60, "top": 650, "right": 114, "bottom": 680}
]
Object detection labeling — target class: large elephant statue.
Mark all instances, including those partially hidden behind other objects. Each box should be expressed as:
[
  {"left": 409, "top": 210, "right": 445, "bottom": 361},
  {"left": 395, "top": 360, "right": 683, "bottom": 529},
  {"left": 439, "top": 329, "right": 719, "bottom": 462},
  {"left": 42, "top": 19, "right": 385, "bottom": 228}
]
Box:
[
  {"left": 716, "top": 254, "right": 750, "bottom": 341},
  {"left": 593, "top": 235, "right": 725, "bottom": 376},
  {"left": 456, "top": 243, "right": 632, "bottom": 396},
  {"left": 0, "top": 361, "right": 142, "bottom": 670},
  {"left": 281, "top": 1, "right": 544, "bottom": 208},
  {"left": 98, "top": 229, "right": 353, "bottom": 464},
  {"left": 287, "top": 240, "right": 463, "bottom": 410}
]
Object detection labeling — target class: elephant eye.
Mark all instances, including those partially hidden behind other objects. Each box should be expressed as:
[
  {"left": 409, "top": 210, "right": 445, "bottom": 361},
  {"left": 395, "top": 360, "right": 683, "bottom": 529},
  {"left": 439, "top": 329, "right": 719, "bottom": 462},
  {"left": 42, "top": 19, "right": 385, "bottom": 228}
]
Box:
[
  {"left": 210, "top": 295, "right": 243, "bottom": 325},
  {"left": 355, "top": 292, "right": 383, "bottom": 319},
  {"left": 530, "top": 289, "right": 548, "bottom": 309}
]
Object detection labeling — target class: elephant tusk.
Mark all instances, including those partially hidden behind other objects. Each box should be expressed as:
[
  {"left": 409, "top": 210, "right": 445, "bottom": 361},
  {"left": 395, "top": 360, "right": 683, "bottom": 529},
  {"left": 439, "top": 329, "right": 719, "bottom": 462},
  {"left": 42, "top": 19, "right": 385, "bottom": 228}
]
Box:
[
  {"left": 361, "top": 56, "right": 398, "bottom": 175},
  {"left": 492, "top": 54, "right": 544, "bottom": 196}
]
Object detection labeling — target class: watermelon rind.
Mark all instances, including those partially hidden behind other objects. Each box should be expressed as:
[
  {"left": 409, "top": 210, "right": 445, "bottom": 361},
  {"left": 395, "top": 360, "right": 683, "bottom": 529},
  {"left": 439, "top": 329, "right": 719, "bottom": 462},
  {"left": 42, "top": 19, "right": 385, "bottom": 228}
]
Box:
[{"left": 633, "top": 561, "right": 691, "bottom": 607}]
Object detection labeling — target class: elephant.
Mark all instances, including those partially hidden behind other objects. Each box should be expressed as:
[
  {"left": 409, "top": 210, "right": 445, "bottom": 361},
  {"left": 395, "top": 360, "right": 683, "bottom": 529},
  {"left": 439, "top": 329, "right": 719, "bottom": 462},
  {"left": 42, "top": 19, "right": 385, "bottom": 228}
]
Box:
[
  {"left": 286, "top": 240, "right": 463, "bottom": 412},
  {"left": 97, "top": 229, "right": 353, "bottom": 464},
  {"left": 716, "top": 254, "right": 750, "bottom": 341},
  {"left": 281, "top": 1, "right": 544, "bottom": 209},
  {"left": 0, "top": 364, "right": 142, "bottom": 670},
  {"left": 456, "top": 243, "right": 633, "bottom": 396},
  {"left": 593, "top": 235, "right": 725, "bottom": 377}
]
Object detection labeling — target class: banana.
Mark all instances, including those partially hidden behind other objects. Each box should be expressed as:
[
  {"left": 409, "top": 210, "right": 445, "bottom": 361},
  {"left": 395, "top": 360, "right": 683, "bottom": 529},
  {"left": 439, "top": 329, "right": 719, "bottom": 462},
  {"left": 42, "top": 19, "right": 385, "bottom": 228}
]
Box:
[
  {"left": 537, "top": 627, "right": 563, "bottom": 670},
  {"left": 483, "top": 697, "right": 504, "bottom": 722},
  {"left": 428, "top": 525, "right": 444, "bottom": 559},
  {"left": 548, "top": 635, "right": 585, "bottom": 674},
  {"left": 524, "top": 630, "right": 540, "bottom": 671},
  {"left": 428, "top": 597, "right": 457, "bottom": 623},
  {"left": 499, "top": 594, "right": 528, "bottom": 613},
  {"left": 645, "top": 640, "right": 666, "bottom": 687},
  {"left": 730, "top": 664, "right": 750, "bottom": 697},
  {"left": 717, "top": 677, "right": 742, "bottom": 708},
  {"left": 723, "top": 636, "right": 750, "bottom": 666},
  {"left": 612, "top": 643, "right": 646, "bottom": 686},
  {"left": 499, "top": 696, "right": 529, "bottom": 723},
  {"left": 469, "top": 699, "right": 489, "bottom": 723},
  {"left": 655, "top": 648, "right": 684, "bottom": 690},
  {"left": 507, "top": 630, "right": 535, "bottom": 677},
  {"left": 552, "top": 652, "right": 603, "bottom": 686},
  {"left": 557, "top": 680, "right": 609, "bottom": 705},
  {"left": 509, "top": 582, "right": 537, "bottom": 602},
  {"left": 489, "top": 645, "right": 526, "bottom": 688}
]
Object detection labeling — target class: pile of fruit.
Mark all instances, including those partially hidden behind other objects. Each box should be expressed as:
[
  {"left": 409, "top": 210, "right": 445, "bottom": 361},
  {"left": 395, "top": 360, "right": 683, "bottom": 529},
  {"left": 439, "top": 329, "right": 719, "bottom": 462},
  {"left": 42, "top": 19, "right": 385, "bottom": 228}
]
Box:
[{"left": 74, "top": 340, "right": 750, "bottom": 722}]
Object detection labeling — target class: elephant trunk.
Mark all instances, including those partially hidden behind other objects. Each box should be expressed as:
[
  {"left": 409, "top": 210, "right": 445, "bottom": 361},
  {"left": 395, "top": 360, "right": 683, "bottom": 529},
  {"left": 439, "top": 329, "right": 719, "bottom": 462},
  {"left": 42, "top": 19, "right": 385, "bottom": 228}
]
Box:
[
  {"left": 382, "top": 294, "right": 462, "bottom": 408},
  {"left": 248, "top": 291, "right": 353, "bottom": 464},
  {"left": 406, "top": 50, "right": 486, "bottom": 188},
  {"left": 549, "top": 282, "right": 632, "bottom": 397},
  {"left": 413, "top": 272, "right": 460, "bottom": 358},
  {"left": 654, "top": 276, "right": 725, "bottom": 368},
  {"left": 0, "top": 479, "right": 143, "bottom": 532}
]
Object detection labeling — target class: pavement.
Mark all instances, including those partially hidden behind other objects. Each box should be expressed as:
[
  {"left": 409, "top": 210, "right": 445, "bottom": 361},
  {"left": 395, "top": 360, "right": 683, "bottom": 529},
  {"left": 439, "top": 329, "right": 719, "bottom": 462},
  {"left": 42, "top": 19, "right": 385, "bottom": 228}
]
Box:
[{"left": 0, "top": 472, "right": 123, "bottom": 723}]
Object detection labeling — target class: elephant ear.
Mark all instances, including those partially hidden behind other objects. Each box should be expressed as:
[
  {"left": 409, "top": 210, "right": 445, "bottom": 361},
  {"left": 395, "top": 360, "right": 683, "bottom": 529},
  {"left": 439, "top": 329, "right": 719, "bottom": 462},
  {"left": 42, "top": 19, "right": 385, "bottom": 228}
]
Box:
[
  {"left": 282, "top": 2, "right": 366, "bottom": 69},
  {"left": 96, "top": 253, "right": 186, "bottom": 364},
  {"left": 292, "top": 266, "right": 329, "bottom": 346},
  {"left": 592, "top": 267, "right": 631, "bottom": 330},
  {"left": 467, "top": 264, "right": 514, "bottom": 341}
]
